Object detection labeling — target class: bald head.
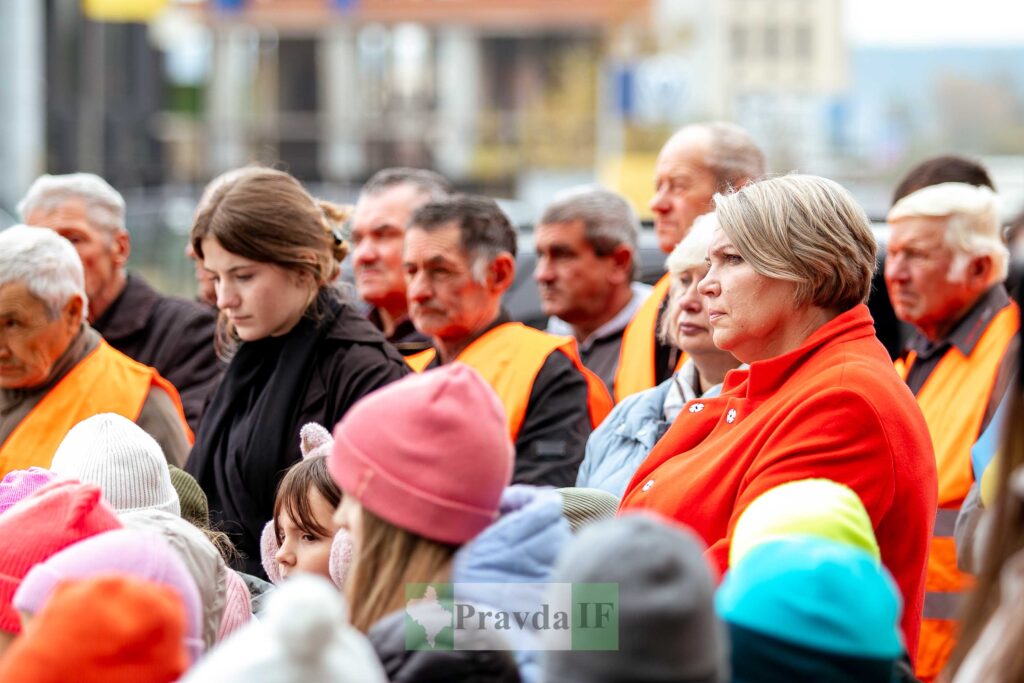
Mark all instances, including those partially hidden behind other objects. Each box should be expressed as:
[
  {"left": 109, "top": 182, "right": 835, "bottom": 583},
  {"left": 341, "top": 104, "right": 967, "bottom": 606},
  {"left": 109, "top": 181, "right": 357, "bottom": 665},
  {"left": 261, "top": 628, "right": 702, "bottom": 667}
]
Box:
[{"left": 650, "top": 122, "right": 765, "bottom": 254}]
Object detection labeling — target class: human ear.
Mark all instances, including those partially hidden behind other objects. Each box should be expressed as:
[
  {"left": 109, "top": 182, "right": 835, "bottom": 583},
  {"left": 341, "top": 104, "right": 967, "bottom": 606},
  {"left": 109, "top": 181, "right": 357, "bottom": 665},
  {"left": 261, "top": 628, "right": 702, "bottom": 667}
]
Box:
[
  {"left": 489, "top": 253, "right": 516, "bottom": 293},
  {"left": 63, "top": 295, "right": 84, "bottom": 332},
  {"left": 112, "top": 230, "right": 131, "bottom": 267}
]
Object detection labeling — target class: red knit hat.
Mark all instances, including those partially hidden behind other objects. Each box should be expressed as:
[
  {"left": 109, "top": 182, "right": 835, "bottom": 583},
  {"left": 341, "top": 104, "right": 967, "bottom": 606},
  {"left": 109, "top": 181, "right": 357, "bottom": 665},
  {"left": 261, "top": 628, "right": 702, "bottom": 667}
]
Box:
[
  {"left": 328, "top": 363, "right": 514, "bottom": 545},
  {"left": 0, "top": 575, "right": 188, "bottom": 683},
  {"left": 0, "top": 480, "right": 122, "bottom": 633}
]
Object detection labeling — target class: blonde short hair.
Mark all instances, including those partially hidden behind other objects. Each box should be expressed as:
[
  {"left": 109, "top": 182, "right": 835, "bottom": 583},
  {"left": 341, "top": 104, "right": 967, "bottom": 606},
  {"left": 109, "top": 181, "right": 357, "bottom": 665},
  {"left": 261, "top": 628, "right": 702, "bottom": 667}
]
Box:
[
  {"left": 714, "top": 175, "right": 877, "bottom": 311},
  {"left": 888, "top": 182, "right": 1008, "bottom": 285}
]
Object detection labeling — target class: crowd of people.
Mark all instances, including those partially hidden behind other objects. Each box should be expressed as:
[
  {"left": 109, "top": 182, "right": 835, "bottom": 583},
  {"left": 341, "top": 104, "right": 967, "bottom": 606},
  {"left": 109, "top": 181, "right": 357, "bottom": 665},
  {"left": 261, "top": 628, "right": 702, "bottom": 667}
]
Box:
[{"left": 0, "top": 120, "right": 1022, "bottom": 682}]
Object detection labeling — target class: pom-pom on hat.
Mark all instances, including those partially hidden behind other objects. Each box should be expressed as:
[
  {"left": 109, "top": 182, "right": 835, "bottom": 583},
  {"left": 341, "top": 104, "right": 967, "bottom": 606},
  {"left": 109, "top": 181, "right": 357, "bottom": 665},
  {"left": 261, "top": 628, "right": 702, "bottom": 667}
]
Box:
[
  {"left": 328, "top": 364, "right": 514, "bottom": 545},
  {"left": 180, "top": 575, "right": 388, "bottom": 683}
]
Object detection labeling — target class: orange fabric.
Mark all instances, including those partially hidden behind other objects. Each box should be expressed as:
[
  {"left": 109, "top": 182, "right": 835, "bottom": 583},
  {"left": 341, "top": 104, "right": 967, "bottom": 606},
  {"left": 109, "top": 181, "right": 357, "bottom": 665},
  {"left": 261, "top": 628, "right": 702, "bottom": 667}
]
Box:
[
  {"left": 405, "top": 348, "right": 436, "bottom": 373},
  {"left": 0, "top": 576, "right": 188, "bottom": 683},
  {"left": 896, "top": 301, "right": 1019, "bottom": 682},
  {"left": 0, "top": 340, "right": 192, "bottom": 479},
  {"left": 614, "top": 273, "right": 685, "bottom": 402},
  {"left": 619, "top": 305, "right": 937, "bottom": 658},
  {"left": 405, "top": 323, "right": 612, "bottom": 439}
]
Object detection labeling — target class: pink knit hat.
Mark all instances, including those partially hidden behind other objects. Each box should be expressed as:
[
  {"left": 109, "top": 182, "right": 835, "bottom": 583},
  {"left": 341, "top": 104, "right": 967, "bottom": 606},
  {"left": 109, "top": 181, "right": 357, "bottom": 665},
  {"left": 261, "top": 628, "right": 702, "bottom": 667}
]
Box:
[
  {"left": 0, "top": 467, "right": 57, "bottom": 516},
  {"left": 328, "top": 363, "right": 514, "bottom": 545},
  {"left": 217, "top": 567, "right": 253, "bottom": 641},
  {"left": 13, "top": 528, "right": 204, "bottom": 663},
  {"left": 0, "top": 480, "right": 122, "bottom": 633}
]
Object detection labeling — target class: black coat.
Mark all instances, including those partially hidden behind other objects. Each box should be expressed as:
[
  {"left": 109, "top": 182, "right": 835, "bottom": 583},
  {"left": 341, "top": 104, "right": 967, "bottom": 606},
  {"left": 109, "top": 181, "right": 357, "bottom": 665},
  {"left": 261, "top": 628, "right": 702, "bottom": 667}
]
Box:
[
  {"left": 93, "top": 272, "right": 223, "bottom": 432},
  {"left": 368, "top": 608, "right": 522, "bottom": 683},
  {"left": 186, "top": 292, "right": 409, "bottom": 576}
]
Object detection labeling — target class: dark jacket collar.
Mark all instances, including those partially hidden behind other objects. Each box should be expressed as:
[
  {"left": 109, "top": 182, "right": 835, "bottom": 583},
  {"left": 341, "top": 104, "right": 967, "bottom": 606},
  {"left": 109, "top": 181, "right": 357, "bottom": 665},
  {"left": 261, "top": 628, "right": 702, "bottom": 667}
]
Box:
[{"left": 92, "top": 272, "right": 159, "bottom": 340}]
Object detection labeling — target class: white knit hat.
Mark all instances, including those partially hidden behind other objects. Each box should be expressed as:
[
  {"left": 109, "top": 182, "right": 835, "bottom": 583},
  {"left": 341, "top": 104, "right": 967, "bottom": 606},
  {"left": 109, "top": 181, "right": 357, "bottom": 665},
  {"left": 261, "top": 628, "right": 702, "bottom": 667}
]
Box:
[
  {"left": 50, "top": 413, "right": 181, "bottom": 516},
  {"left": 181, "top": 575, "right": 388, "bottom": 683}
]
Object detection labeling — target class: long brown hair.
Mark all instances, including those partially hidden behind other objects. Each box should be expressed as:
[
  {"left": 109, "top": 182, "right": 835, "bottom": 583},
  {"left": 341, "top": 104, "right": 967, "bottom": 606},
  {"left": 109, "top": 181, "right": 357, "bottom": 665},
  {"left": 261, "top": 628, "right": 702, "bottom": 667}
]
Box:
[
  {"left": 190, "top": 167, "right": 351, "bottom": 353},
  {"left": 945, "top": 388, "right": 1024, "bottom": 680},
  {"left": 345, "top": 507, "right": 459, "bottom": 633}
]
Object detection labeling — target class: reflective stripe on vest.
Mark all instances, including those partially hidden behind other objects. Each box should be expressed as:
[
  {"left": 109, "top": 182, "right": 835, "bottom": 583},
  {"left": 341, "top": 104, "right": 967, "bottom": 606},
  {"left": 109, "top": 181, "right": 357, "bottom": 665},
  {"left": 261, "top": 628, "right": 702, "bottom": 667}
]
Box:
[
  {"left": 898, "top": 301, "right": 1019, "bottom": 682},
  {"left": 403, "top": 323, "right": 612, "bottom": 439},
  {"left": 614, "top": 274, "right": 686, "bottom": 402},
  {"left": 0, "top": 340, "right": 192, "bottom": 479}
]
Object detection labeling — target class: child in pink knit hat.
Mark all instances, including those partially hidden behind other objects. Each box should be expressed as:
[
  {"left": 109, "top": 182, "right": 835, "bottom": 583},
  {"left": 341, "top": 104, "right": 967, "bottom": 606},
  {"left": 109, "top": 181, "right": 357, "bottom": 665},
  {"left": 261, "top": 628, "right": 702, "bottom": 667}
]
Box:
[
  {"left": 261, "top": 423, "right": 354, "bottom": 588},
  {"left": 328, "top": 364, "right": 515, "bottom": 633}
]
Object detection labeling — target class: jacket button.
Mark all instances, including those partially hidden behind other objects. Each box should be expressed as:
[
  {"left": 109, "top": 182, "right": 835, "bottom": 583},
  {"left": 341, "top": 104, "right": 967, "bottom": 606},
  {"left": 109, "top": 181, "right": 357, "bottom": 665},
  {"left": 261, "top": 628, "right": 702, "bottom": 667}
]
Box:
[
  {"left": 688, "top": 403, "right": 705, "bottom": 414},
  {"left": 726, "top": 409, "right": 737, "bottom": 424},
  {"left": 642, "top": 479, "right": 655, "bottom": 492}
]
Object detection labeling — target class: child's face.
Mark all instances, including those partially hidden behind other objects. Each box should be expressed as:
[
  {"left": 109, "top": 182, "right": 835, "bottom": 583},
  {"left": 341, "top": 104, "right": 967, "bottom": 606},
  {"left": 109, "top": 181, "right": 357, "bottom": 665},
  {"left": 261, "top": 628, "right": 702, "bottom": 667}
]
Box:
[{"left": 274, "top": 488, "right": 339, "bottom": 581}]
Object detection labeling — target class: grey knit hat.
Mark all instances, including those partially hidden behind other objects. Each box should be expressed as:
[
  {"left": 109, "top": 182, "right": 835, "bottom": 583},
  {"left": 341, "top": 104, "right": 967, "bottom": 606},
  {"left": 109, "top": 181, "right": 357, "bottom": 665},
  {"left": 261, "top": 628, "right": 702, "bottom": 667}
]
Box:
[
  {"left": 557, "top": 487, "right": 620, "bottom": 533},
  {"left": 543, "top": 512, "right": 728, "bottom": 683},
  {"left": 50, "top": 413, "right": 181, "bottom": 516}
]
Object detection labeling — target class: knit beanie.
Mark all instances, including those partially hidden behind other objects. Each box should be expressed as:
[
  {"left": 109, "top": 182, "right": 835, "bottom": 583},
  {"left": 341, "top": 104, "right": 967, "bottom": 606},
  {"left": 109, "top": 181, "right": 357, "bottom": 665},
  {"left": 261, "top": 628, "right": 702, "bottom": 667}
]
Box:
[
  {"left": 218, "top": 567, "right": 253, "bottom": 641},
  {"left": 0, "top": 466, "right": 57, "bottom": 516},
  {"left": 169, "top": 464, "right": 210, "bottom": 529},
  {"left": 557, "top": 487, "right": 621, "bottom": 533},
  {"left": 120, "top": 508, "right": 226, "bottom": 650},
  {"left": 0, "top": 576, "right": 188, "bottom": 683},
  {"left": 180, "top": 574, "right": 389, "bottom": 683},
  {"left": 50, "top": 413, "right": 181, "bottom": 516},
  {"left": 260, "top": 520, "right": 354, "bottom": 589},
  {"left": 728, "top": 478, "right": 880, "bottom": 568},
  {"left": 717, "top": 537, "right": 903, "bottom": 683},
  {"left": 13, "top": 528, "right": 204, "bottom": 663},
  {"left": 0, "top": 479, "right": 122, "bottom": 633},
  {"left": 328, "top": 363, "right": 514, "bottom": 545},
  {"left": 544, "top": 512, "right": 728, "bottom": 683}
]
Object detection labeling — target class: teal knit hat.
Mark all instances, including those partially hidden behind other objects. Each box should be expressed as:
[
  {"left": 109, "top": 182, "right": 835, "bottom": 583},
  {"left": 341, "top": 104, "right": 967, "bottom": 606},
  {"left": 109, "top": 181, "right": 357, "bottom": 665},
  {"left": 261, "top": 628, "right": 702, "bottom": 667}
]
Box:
[{"left": 716, "top": 537, "right": 904, "bottom": 661}]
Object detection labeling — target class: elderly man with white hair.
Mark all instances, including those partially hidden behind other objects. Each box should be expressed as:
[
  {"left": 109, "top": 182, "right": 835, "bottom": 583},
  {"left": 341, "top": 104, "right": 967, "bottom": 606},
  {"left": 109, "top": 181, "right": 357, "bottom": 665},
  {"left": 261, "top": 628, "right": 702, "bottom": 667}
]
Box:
[
  {"left": 0, "top": 226, "right": 192, "bottom": 479},
  {"left": 18, "top": 173, "right": 221, "bottom": 432},
  {"left": 885, "top": 181, "right": 1019, "bottom": 681},
  {"left": 615, "top": 121, "right": 766, "bottom": 403}
]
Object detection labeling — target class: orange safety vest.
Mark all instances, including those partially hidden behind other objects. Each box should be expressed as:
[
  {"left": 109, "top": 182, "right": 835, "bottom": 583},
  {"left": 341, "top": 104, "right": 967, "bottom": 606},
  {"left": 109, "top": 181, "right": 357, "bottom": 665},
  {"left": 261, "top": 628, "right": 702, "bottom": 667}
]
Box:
[
  {"left": 0, "top": 340, "right": 192, "bottom": 479},
  {"left": 404, "top": 323, "right": 612, "bottom": 439},
  {"left": 895, "top": 302, "right": 1019, "bottom": 682},
  {"left": 614, "top": 273, "right": 686, "bottom": 402}
]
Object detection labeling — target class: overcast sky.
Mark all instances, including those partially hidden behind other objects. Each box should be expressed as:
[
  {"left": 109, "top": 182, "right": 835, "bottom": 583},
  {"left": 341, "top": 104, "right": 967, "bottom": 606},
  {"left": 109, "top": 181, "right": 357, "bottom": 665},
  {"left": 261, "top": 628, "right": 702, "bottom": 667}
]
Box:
[{"left": 844, "top": 0, "right": 1024, "bottom": 46}]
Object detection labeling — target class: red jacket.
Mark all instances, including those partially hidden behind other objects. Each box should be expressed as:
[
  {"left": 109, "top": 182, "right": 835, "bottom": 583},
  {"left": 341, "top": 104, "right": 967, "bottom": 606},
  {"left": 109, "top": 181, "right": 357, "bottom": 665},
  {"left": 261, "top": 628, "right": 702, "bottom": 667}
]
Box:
[{"left": 620, "top": 304, "right": 937, "bottom": 658}]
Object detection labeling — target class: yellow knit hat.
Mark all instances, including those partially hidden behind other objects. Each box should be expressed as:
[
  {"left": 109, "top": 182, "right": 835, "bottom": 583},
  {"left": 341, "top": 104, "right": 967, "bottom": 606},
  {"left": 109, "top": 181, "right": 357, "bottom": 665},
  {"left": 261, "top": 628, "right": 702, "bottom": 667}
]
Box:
[{"left": 729, "top": 478, "right": 880, "bottom": 568}]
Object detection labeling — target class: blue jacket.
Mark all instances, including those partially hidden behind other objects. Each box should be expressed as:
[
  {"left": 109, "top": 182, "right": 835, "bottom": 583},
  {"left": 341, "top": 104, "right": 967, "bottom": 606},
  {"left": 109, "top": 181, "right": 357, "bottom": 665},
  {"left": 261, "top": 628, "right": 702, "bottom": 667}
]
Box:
[
  {"left": 576, "top": 378, "right": 675, "bottom": 498},
  {"left": 452, "top": 485, "right": 571, "bottom": 683}
]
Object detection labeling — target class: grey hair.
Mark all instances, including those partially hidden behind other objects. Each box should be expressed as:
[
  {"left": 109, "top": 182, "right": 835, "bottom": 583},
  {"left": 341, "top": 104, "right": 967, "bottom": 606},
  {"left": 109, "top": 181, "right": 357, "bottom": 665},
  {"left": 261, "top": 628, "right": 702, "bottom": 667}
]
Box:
[
  {"left": 888, "top": 182, "right": 1009, "bottom": 285},
  {"left": 540, "top": 185, "right": 640, "bottom": 256},
  {"left": 659, "top": 212, "right": 719, "bottom": 344},
  {"left": 360, "top": 167, "right": 453, "bottom": 202},
  {"left": 0, "top": 225, "right": 88, "bottom": 318},
  {"left": 17, "top": 173, "right": 126, "bottom": 234},
  {"left": 410, "top": 195, "right": 517, "bottom": 285},
  {"left": 678, "top": 122, "right": 767, "bottom": 191}
]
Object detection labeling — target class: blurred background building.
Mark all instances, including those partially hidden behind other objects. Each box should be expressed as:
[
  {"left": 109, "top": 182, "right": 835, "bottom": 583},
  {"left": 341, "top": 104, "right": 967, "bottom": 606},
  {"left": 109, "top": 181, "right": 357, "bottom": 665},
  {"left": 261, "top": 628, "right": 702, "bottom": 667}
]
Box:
[{"left": 1, "top": 0, "right": 1023, "bottom": 294}]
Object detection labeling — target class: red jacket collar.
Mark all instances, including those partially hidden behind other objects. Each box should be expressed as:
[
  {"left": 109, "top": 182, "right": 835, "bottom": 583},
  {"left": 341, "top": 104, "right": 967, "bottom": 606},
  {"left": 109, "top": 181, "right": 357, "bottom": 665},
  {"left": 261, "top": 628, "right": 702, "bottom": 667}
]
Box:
[{"left": 722, "top": 304, "right": 878, "bottom": 399}]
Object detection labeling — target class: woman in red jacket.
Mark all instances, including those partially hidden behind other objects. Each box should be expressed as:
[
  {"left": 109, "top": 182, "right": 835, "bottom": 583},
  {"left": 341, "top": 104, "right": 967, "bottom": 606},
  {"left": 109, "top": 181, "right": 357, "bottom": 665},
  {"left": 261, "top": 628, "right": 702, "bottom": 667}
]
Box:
[{"left": 620, "top": 174, "right": 937, "bottom": 660}]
